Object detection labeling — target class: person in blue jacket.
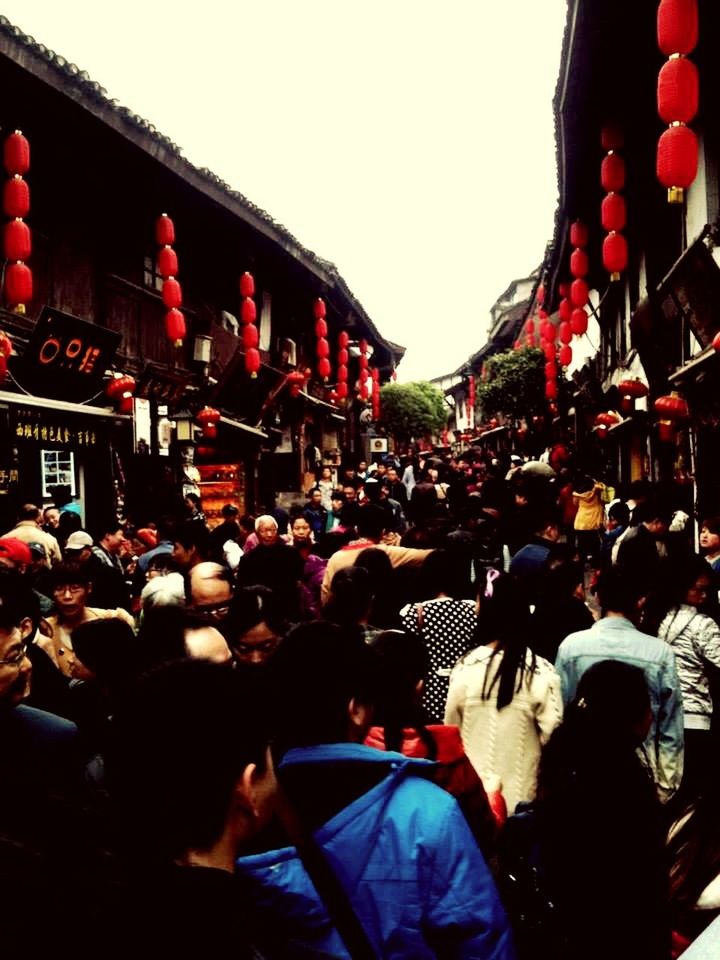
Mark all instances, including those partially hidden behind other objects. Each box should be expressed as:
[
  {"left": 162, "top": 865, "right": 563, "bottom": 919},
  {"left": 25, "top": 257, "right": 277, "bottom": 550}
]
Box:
[{"left": 235, "top": 621, "right": 515, "bottom": 959}]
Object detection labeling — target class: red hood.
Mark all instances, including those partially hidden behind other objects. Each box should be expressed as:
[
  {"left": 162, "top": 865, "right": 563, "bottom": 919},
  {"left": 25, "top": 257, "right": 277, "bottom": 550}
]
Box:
[{"left": 365, "top": 724, "right": 465, "bottom": 763}]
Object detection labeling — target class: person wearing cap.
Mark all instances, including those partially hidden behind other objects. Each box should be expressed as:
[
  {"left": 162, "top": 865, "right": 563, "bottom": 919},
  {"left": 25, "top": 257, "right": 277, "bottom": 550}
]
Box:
[
  {"left": 3, "top": 504, "right": 62, "bottom": 568},
  {"left": 504, "top": 455, "right": 524, "bottom": 482},
  {"left": 65, "top": 529, "right": 132, "bottom": 613}
]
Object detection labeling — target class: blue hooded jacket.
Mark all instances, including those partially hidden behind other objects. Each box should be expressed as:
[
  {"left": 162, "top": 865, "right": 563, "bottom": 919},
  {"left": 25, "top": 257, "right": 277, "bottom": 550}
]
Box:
[{"left": 236, "top": 743, "right": 515, "bottom": 959}]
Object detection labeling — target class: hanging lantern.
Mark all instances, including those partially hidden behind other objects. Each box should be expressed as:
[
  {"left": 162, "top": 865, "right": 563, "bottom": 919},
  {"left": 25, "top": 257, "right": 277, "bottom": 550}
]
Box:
[
  {"left": 337, "top": 347, "right": 349, "bottom": 366},
  {"left": 5, "top": 261, "right": 32, "bottom": 312},
  {"left": 570, "top": 220, "right": 588, "bottom": 248},
  {"left": 603, "top": 232, "right": 629, "bottom": 281},
  {"left": 657, "top": 124, "right": 698, "bottom": 202},
  {"left": 545, "top": 361, "right": 557, "bottom": 380},
  {"left": 336, "top": 381, "right": 348, "bottom": 400},
  {"left": 601, "top": 152, "right": 626, "bottom": 192},
  {"left": 657, "top": 0, "right": 698, "bottom": 56},
  {"left": 545, "top": 380, "right": 558, "bottom": 400},
  {"left": 658, "top": 56, "right": 699, "bottom": 124},
  {"left": 4, "top": 219, "right": 31, "bottom": 261},
  {"left": 313, "top": 297, "right": 327, "bottom": 319},
  {"left": 286, "top": 370, "right": 305, "bottom": 398},
  {"left": 196, "top": 406, "right": 221, "bottom": 441},
  {"left": 570, "top": 308, "right": 588, "bottom": 337},
  {"left": 0, "top": 331, "right": 12, "bottom": 359},
  {"left": 155, "top": 214, "right": 175, "bottom": 246},
  {"left": 318, "top": 357, "right": 331, "bottom": 380},
  {"left": 162, "top": 277, "right": 182, "bottom": 309},
  {"left": 559, "top": 321, "right": 572, "bottom": 344},
  {"left": 240, "top": 298, "right": 257, "bottom": 324},
  {"left": 559, "top": 298, "right": 572, "bottom": 323},
  {"left": 3, "top": 131, "right": 30, "bottom": 175},
  {"left": 537, "top": 283, "right": 545, "bottom": 306},
  {"left": 157, "top": 246, "right": 178, "bottom": 279},
  {"left": 164, "top": 308, "right": 186, "bottom": 346},
  {"left": 526, "top": 318, "right": 535, "bottom": 335},
  {"left": 3, "top": 176, "right": 30, "bottom": 218},
  {"left": 337, "top": 364, "right": 348, "bottom": 382},
  {"left": 601, "top": 193, "right": 626, "bottom": 232},
  {"left": 106, "top": 375, "right": 136, "bottom": 415},
  {"left": 559, "top": 344, "right": 573, "bottom": 367},
  {"left": 242, "top": 324, "right": 259, "bottom": 349},
  {"left": 657, "top": 420, "right": 676, "bottom": 442},
  {"left": 239, "top": 272, "right": 255, "bottom": 298},
  {"left": 315, "top": 318, "right": 328, "bottom": 338},
  {"left": 514, "top": 340, "right": 522, "bottom": 351},
  {"left": 618, "top": 378, "right": 649, "bottom": 414},
  {"left": 654, "top": 392, "right": 689, "bottom": 421},
  {"left": 558, "top": 282, "right": 569, "bottom": 298},
  {"left": 338, "top": 330, "right": 349, "bottom": 349},
  {"left": 571, "top": 279, "right": 589, "bottom": 307},
  {"left": 712, "top": 330, "right": 720, "bottom": 352},
  {"left": 542, "top": 341, "right": 556, "bottom": 361},
  {"left": 316, "top": 337, "right": 330, "bottom": 359},
  {"left": 245, "top": 347, "right": 261, "bottom": 378},
  {"left": 541, "top": 320, "right": 556, "bottom": 341},
  {"left": 570, "top": 248, "right": 589, "bottom": 278}
]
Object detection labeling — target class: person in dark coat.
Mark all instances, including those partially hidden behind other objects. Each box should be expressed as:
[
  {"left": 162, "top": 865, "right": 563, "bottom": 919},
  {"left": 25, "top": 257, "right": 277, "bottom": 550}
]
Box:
[{"left": 237, "top": 515, "right": 303, "bottom": 620}]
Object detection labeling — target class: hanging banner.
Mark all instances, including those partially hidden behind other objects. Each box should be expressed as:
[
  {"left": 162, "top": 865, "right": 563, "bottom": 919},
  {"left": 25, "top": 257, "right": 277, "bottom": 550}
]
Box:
[{"left": 133, "top": 397, "right": 152, "bottom": 455}]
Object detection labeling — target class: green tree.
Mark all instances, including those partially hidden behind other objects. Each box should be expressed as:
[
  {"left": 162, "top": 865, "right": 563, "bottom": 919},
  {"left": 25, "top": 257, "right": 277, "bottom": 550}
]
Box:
[
  {"left": 477, "top": 348, "right": 545, "bottom": 421},
  {"left": 379, "top": 381, "right": 448, "bottom": 445}
]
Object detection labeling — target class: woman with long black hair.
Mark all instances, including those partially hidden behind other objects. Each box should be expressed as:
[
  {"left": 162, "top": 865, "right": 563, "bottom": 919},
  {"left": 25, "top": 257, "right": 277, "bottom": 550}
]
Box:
[{"left": 444, "top": 574, "right": 563, "bottom": 814}]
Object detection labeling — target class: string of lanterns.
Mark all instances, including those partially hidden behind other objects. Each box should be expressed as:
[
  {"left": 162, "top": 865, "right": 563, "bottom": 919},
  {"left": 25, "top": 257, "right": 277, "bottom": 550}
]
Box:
[
  {"left": 314, "top": 298, "right": 331, "bottom": 382},
  {"left": 3, "top": 131, "right": 32, "bottom": 314},
  {"left": 601, "top": 126, "right": 628, "bottom": 281},
  {"left": 240, "top": 272, "right": 260, "bottom": 378},
  {"left": 371, "top": 368, "right": 381, "bottom": 420},
  {"left": 155, "top": 213, "right": 185, "bottom": 347},
  {"left": 359, "top": 338, "right": 369, "bottom": 401},
  {"left": 336, "top": 331, "right": 349, "bottom": 400},
  {"left": 656, "top": 0, "right": 699, "bottom": 203}
]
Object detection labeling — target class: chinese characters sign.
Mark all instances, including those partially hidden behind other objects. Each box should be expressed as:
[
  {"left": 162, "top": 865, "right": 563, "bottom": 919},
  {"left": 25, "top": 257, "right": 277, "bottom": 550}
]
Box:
[{"left": 13, "top": 408, "right": 99, "bottom": 448}]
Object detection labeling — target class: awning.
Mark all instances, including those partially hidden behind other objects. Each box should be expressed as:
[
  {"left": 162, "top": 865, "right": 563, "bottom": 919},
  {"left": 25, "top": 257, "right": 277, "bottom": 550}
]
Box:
[
  {"left": 299, "top": 390, "right": 339, "bottom": 413},
  {"left": 219, "top": 414, "right": 267, "bottom": 439},
  {"left": 0, "top": 389, "right": 131, "bottom": 419}
]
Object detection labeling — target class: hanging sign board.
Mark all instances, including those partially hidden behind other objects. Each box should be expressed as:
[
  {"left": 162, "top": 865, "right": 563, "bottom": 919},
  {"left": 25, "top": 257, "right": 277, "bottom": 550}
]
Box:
[{"left": 15, "top": 306, "right": 121, "bottom": 403}]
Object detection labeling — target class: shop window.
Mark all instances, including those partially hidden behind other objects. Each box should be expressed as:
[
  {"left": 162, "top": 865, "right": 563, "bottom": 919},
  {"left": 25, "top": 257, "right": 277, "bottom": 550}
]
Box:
[
  {"left": 143, "top": 255, "right": 164, "bottom": 293},
  {"left": 41, "top": 450, "right": 76, "bottom": 499}
]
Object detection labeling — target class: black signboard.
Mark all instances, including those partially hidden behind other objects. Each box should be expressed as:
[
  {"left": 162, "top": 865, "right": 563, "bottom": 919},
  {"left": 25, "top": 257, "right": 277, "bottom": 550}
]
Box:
[{"left": 14, "top": 306, "right": 121, "bottom": 403}]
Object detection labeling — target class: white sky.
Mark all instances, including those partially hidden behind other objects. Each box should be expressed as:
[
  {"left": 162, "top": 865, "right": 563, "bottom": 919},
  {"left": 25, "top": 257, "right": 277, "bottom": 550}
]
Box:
[{"left": 2, "top": 1, "right": 567, "bottom": 381}]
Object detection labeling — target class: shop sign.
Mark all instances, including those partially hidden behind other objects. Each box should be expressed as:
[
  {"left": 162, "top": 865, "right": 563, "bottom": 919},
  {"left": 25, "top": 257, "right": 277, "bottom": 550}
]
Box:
[
  {"left": 15, "top": 306, "right": 120, "bottom": 403},
  {"left": 13, "top": 408, "right": 98, "bottom": 448}
]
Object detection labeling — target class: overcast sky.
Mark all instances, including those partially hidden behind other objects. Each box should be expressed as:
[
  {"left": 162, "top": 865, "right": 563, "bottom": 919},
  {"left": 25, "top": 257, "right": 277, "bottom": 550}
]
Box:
[{"left": 2, "top": 1, "right": 567, "bottom": 381}]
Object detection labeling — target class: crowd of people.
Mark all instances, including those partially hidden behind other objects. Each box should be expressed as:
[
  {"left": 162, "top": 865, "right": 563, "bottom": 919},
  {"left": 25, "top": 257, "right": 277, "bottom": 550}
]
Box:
[{"left": 1, "top": 449, "right": 720, "bottom": 958}]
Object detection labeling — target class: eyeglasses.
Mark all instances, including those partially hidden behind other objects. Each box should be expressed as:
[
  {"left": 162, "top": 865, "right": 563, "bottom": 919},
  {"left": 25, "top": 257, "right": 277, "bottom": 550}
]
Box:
[
  {"left": 0, "top": 642, "right": 28, "bottom": 667},
  {"left": 52, "top": 584, "right": 86, "bottom": 596}
]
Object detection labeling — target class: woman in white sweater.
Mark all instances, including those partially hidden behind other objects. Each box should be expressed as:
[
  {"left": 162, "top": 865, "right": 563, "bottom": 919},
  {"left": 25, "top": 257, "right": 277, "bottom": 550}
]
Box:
[{"left": 445, "top": 574, "right": 563, "bottom": 814}]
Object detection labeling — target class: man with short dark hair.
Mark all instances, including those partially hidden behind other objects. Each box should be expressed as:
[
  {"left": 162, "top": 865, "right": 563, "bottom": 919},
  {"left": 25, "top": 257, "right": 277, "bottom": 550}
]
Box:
[
  {"left": 555, "top": 567, "right": 683, "bottom": 802},
  {"left": 236, "top": 622, "right": 514, "bottom": 958},
  {"left": 172, "top": 521, "right": 211, "bottom": 574},
  {"left": 303, "top": 487, "right": 328, "bottom": 539}
]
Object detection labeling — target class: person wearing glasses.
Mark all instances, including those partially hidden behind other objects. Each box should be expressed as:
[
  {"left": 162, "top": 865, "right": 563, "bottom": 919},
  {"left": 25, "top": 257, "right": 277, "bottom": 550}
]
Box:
[{"left": 35, "top": 562, "right": 135, "bottom": 678}]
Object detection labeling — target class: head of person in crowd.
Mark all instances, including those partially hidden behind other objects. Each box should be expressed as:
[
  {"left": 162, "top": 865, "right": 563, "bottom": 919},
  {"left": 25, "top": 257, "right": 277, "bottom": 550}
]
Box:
[
  {"left": 322, "top": 566, "right": 375, "bottom": 636},
  {"left": 319, "top": 465, "right": 334, "bottom": 483},
  {"left": 145, "top": 551, "right": 181, "bottom": 580},
  {"left": 386, "top": 465, "right": 401, "bottom": 485},
  {"left": 268, "top": 620, "right": 376, "bottom": 755},
  {"left": 43, "top": 505, "right": 60, "bottom": 531},
  {"left": 593, "top": 566, "right": 646, "bottom": 622},
  {"left": 184, "top": 492, "right": 203, "bottom": 518},
  {"left": 172, "top": 521, "right": 210, "bottom": 571},
  {"left": 224, "top": 585, "right": 286, "bottom": 667},
  {"left": 534, "top": 510, "right": 561, "bottom": 543},
  {"left": 633, "top": 499, "right": 672, "bottom": 536},
  {"left": 63, "top": 530, "right": 94, "bottom": 563},
  {"left": 355, "top": 503, "right": 386, "bottom": 543},
  {"left": 50, "top": 561, "right": 93, "bottom": 624},
  {"left": 140, "top": 572, "right": 186, "bottom": 610},
  {"left": 329, "top": 489, "right": 345, "bottom": 514},
  {"left": 70, "top": 617, "right": 139, "bottom": 691},
  {"left": 354, "top": 546, "right": 398, "bottom": 629},
  {"left": 420, "top": 547, "right": 466, "bottom": 600},
  {"left": 254, "top": 514, "right": 279, "bottom": 548},
  {"left": 289, "top": 514, "right": 313, "bottom": 547},
  {"left": 15, "top": 503, "right": 45, "bottom": 528},
  {"left": 306, "top": 487, "right": 323, "bottom": 510},
  {"left": 189, "top": 561, "right": 233, "bottom": 623},
  {"left": 238, "top": 513, "right": 255, "bottom": 545},
  {"left": 138, "top": 604, "right": 231, "bottom": 669},
  {"left": 473, "top": 574, "right": 534, "bottom": 709},
  {"left": 357, "top": 459, "right": 368, "bottom": 476},
  {"left": 606, "top": 500, "right": 630, "bottom": 531},
  {"left": 94, "top": 519, "right": 126, "bottom": 557},
  {"left": 0, "top": 537, "right": 32, "bottom": 574},
  {"left": 658, "top": 555, "right": 717, "bottom": 619},
  {"left": 342, "top": 483, "right": 358, "bottom": 503},
  {"left": 0, "top": 568, "right": 34, "bottom": 708},
  {"left": 106, "top": 659, "right": 276, "bottom": 869},
  {"left": 57, "top": 509, "right": 82, "bottom": 547},
  {"left": 367, "top": 628, "right": 436, "bottom": 758},
  {"left": 699, "top": 516, "right": 720, "bottom": 562}
]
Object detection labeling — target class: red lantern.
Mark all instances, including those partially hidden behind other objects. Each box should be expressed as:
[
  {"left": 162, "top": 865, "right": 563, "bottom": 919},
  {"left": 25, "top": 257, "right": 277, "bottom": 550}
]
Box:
[
  {"left": 559, "top": 344, "right": 573, "bottom": 367},
  {"left": 712, "top": 330, "right": 720, "bottom": 352},
  {"left": 526, "top": 319, "right": 535, "bottom": 335},
  {"left": 545, "top": 380, "right": 558, "bottom": 400},
  {"left": 559, "top": 298, "right": 572, "bottom": 323},
  {"left": 559, "top": 321, "right": 572, "bottom": 344},
  {"left": 245, "top": 347, "right": 261, "bottom": 378},
  {"left": 239, "top": 272, "right": 255, "bottom": 298},
  {"left": 313, "top": 298, "right": 327, "bottom": 319},
  {"left": 164, "top": 308, "right": 186, "bottom": 345},
  {"left": 337, "top": 347, "right": 349, "bottom": 366},
  {"left": 601, "top": 125, "right": 624, "bottom": 151},
  {"left": 338, "top": 331, "right": 349, "bottom": 349},
  {"left": 654, "top": 392, "right": 689, "bottom": 421},
  {"left": 337, "top": 364, "right": 348, "bottom": 382},
  {"left": 570, "top": 308, "right": 588, "bottom": 336},
  {"left": 315, "top": 318, "right": 328, "bottom": 338},
  {"left": 542, "top": 342, "right": 556, "bottom": 361},
  {"left": 571, "top": 279, "right": 589, "bottom": 308},
  {"left": 545, "top": 361, "right": 557, "bottom": 380},
  {"left": 618, "top": 379, "right": 648, "bottom": 414},
  {"left": 537, "top": 283, "right": 545, "bottom": 305},
  {"left": 514, "top": 340, "right": 522, "bottom": 350},
  {"left": 601, "top": 193, "right": 626, "bottom": 232},
  {"left": 3, "top": 132, "right": 29, "bottom": 176},
  {"left": 538, "top": 309, "right": 549, "bottom": 321},
  {"left": 658, "top": 56, "right": 699, "bottom": 124},
  {"left": 658, "top": 0, "right": 698, "bottom": 56},
  {"left": 570, "top": 220, "right": 588, "bottom": 248},
  {"left": 155, "top": 214, "right": 175, "bottom": 246},
  {"left": 196, "top": 406, "right": 221, "bottom": 440},
  {"left": 0, "top": 332, "right": 12, "bottom": 358},
  {"left": 317, "top": 357, "right": 331, "bottom": 380},
  {"left": 657, "top": 420, "right": 676, "bottom": 442},
  {"left": 4, "top": 219, "right": 31, "bottom": 261},
  {"left": 240, "top": 297, "right": 257, "bottom": 324},
  {"left": 601, "top": 152, "right": 626, "bottom": 192},
  {"left": 359, "top": 354, "right": 368, "bottom": 370},
  {"left": 570, "top": 248, "right": 589, "bottom": 278},
  {"left": 603, "top": 232, "right": 628, "bottom": 280},
  {"left": 106, "top": 374, "right": 136, "bottom": 400},
  {"left": 657, "top": 124, "right": 698, "bottom": 202},
  {"left": 3, "top": 176, "right": 29, "bottom": 218},
  {"left": 336, "top": 381, "right": 348, "bottom": 399},
  {"left": 162, "top": 278, "right": 182, "bottom": 309},
  {"left": 157, "top": 246, "right": 178, "bottom": 279},
  {"left": 242, "top": 324, "right": 259, "bottom": 349},
  {"left": 541, "top": 321, "right": 556, "bottom": 341},
  {"left": 5, "top": 261, "right": 32, "bottom": 310},
  {"left": 316, "top": 337, "right": 330, "bottom": 359}
]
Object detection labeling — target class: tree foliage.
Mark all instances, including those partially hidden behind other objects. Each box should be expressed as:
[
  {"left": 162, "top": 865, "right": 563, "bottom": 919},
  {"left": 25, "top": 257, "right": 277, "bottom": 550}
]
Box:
[
  {"left": 379, "top": 381, "right": 447, "bottom": 444},
  {"left": 477, "top": 348, "right": 545, "bottom": 421}
]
